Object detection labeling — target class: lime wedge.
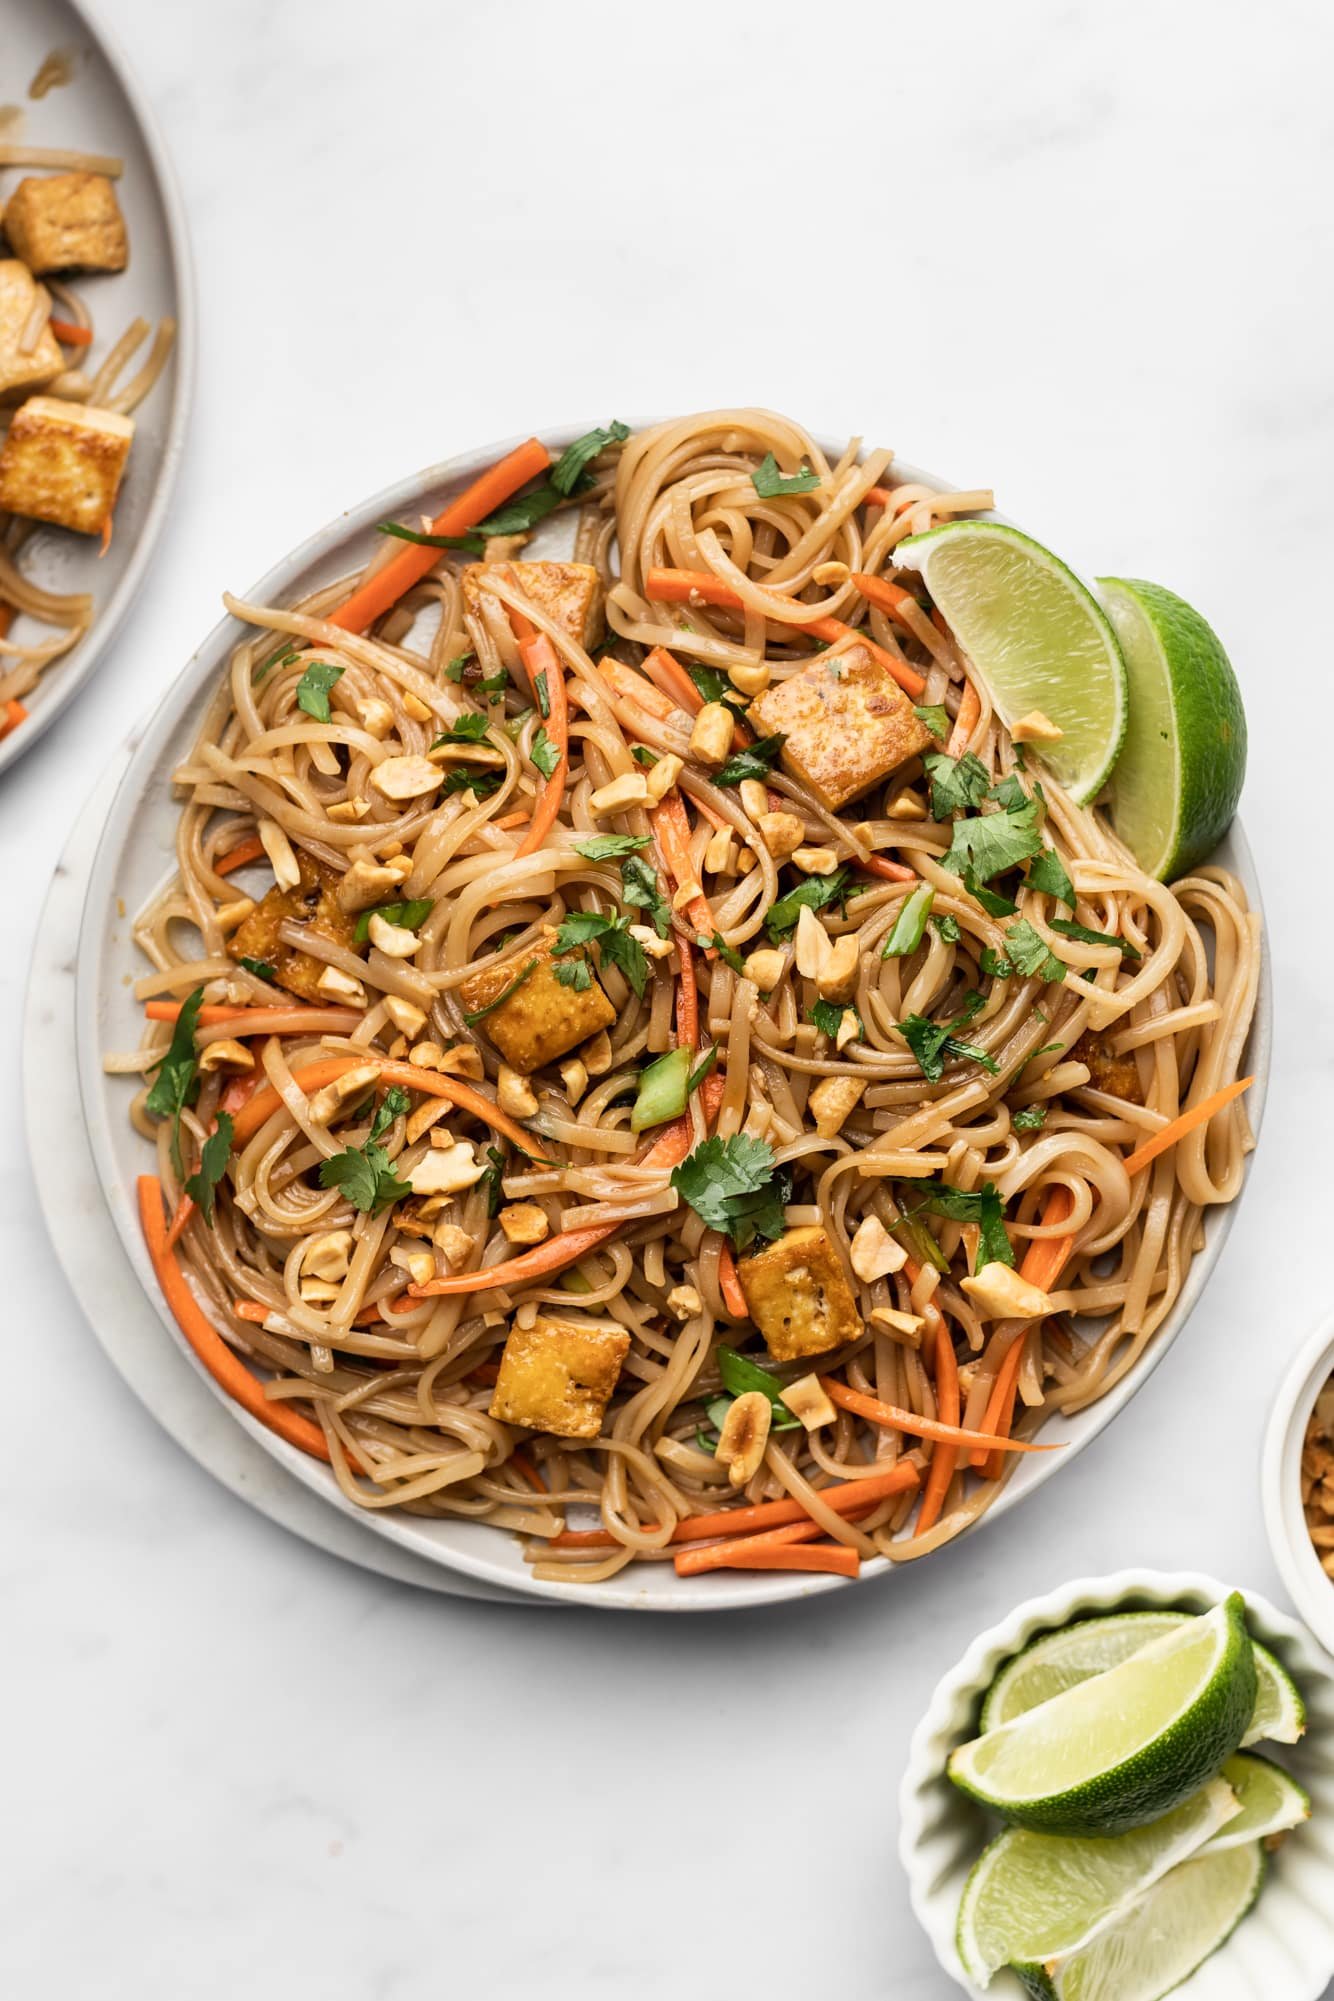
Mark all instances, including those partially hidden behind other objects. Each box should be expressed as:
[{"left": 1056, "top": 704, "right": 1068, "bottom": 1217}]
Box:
[
  {"left": 981, "top": 1611, "right": 1305, "bottom": 1749},
  {"left": 957, "top": 1776, "right": 1240, "bottom": 1983},
  {"left": 1096, "top": 577, "right": 1246, "bottom": 882},
  {"left": 894, "top": 521, "right": 1127, "bottom": 803},
  {"left": 1204, "top": 1754, "right": 1309, "bottom": 1852},
  {"left": 1013, "top": 1844, "right": 1265, "bottom": 2001},
  {"left": 948, "top": 1596, "right": 1256, "bottom": 1835}
]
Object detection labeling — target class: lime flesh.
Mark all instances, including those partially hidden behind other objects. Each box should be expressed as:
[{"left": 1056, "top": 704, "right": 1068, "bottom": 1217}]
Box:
[
  {"left": 1014, "top": 1843, "right": 1265, "bottom": 2001},
  {"left": 949, "top": 1597, "right": 1256, "bottom": 1835},
  {"left": 895, "top": 520, "right": 1127, "bottom": 804},
  {"left": 1205, "top": 1754, "right": 1309, "bottom": 1852},
  {"left": 1097, "top": 577, "right": 1246, "bottom": 882},
  {"left": 957, "top": 1776, "right": 1240, "bottom": 1983},
  {"left": 981, "top": 1610, "right": 1305, "bottom": 1749}
]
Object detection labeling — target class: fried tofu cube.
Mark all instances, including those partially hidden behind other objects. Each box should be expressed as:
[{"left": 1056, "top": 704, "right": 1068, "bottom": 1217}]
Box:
[
  {"left": 0, "top": 260, "right": 63, "bottom": 401},
  {"left": 1071, "top": 1028, "right": 1144, "bottom": 1105},
  {"left": 458, "top": 925, "right": 615, "bottom": 1074},
  {"left": 746, "top": 643, "right": 933, "bottom": 811},
  {"left": 0, "top": 395, "right": 134, "bottom": 534},
  {"left": 490, "top": 1315, "right": 630, "bottom": 1439},
  {"left": 230, "top": 850, "right": 361, "bottom": 1005},
  {"left": 738, "top": 1224, "right": 863, "bottom": 1362},
  {"left": 1, "top": 172, "right": 128, "bottom": 274},
  {"left": 462, "top": 560, "right": 605, "bottom": 650}
]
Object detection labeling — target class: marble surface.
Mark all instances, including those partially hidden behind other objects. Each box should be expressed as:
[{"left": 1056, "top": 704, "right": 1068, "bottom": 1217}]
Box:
[{"left": 4, "top": 2, "right": 1332, "bottom": 1994}]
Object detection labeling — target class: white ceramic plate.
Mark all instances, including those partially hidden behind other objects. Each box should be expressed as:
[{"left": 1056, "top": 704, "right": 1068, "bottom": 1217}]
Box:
[
  {"left": 74, "top": 425, "right": 1270, "bottom": 1612},
  {"left": 0, "top": 0, "right": 194, "bottom": 772},
  {"left": 899, "top": 1571, "right": 1334, "bottom": 2001},
  {"left": 1264, "top": 1312, "right": 1334, "bottom": 1659}
]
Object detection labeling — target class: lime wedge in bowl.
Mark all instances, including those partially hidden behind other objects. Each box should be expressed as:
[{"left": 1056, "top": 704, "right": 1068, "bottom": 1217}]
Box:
[
  {"left": 957, "top": 1776, "right": 1240, "bottom": 1983},
  {"left": 1013, "top": 1843, "right": 1265, "bottom": 2001},
  {"left": 1097, "top": 577, "right": 1246, "bottom": 882},
  {"left": 948, "top": 1595, "right": 1257, "bottom": 1835},
  {"left": 981, "top": 1610, "right": 1305, "bottom": 1749},
  {"left": 894, "top": 520, "right": 1127, "bottom": 804},
  {"left": 1204, "top": 1754, "right": 1309, "bottom": 1852}
]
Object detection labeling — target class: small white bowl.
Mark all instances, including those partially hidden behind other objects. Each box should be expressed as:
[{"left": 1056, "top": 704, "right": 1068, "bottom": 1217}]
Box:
[
  {"left": 899, "top": 1571, "right": 1334, "bottom": 2001},
  {"left": 1263, "top": 1313, "right": 1334, "bottom": 1659}
]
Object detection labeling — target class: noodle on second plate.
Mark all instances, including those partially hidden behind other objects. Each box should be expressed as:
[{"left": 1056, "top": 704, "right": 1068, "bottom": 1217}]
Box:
[{"left": 115, "top": 409, "right": 1260, "bottom": 1585}]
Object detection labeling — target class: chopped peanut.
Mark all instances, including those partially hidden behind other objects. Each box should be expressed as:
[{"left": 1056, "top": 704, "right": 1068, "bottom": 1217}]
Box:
[
  {"left": 689, "top": 702, "right": 734, "bottom": 765},
  {"left": 757, "top": 810, "right": 804, "bottom": 860},
  {"left": 887, "top": 789, "right": 928, "bottom": 822},
  {"left": 728, "top": 660, "right": 771, "bottom": 697},
  {"left": 384, "top": 994, "right": 428, "bottom": 1039},
  {"left": 368, "top": 912, "right": 421, "bottom": 958},
  {"left": 1011, "top": 710, "right": 1064, "bottom": 745},
  {"left": 704, "top": 828, "right": 737, "bottom": 874},
  {"left": 808, "top": 1074, "right": 866, "bottom": 1138},
  {"left": 812, "top": 560, "right": 850, "bottom": 586},
  {"left": 645, "top": 753, "right": 683, "bottom": 803},
  {"left": 817, "top": 934, "right": 859, "bottom": 1002},
  {"left": 960, "top": 1262, "right": 1052, "bottom": 1319},
  {"left": 405, "top": 1098, "right": 452, "bottom": 1146},
  {"left": 434, "top": 1223, "right": 474, "bottom": 1265},
  {"left": 401, "top": 690, "right": 433, "bottom": 723},
  {"left": 743, "top": 947, "right": 786, "bottom": 990},
  {"left": 793, "top": 845, "right": 837, "bottom": 875},
  {"left": 870, "top": 1305, "right": 925, "bottom": 1341},
  {"left": 582, "top": 1029, "right": 613, "bottom": 1077},
  {"left": 357, "top": 697, "right": 394, "bottom": 738},
  {"left": 666, "top": 1284, "right": 702, "bottom": 1320},
  {"left": 560, "top": 1056, "right": 588, "bottom": 1104},
  {"left": 794, "top": 905, "right": 831, "bottom": 979},
  {"left": 849, "top": 1215, "right": 908, "bottom": 1283},
  {"left": 716, "top": 1390, "right": 772, "bottom": 1488},
  {"left": 316, "top": 964, "right": 367, "bottom": 1007},
  {"left": 370, "top": 755, "right": 441, "bottom": 802},
  {"left": 408, "top": 1040, "right": 444, "bottom": 1069},
  {"left": 590, "top": 771, "right": 652, "bottom": 813},
  {"left": 738, "top": 778, "right": 770, "bottom": 820},
  {"left": 630, "top": 923, "right": 676, "bottom": 959},
  {"left": 498, "top": 1064, "right": 539, "bottom": 1119},
  {"left": 500, "top": 1203, "right": 550, "bottom": 1246},
  {"left": 197, "top": 1038, "right": 254, "bottom": 1075},
  {"left": 834, "top": 1009, "right": 860, "bottom": 1052},
  {"left": 411, "top": 1138, "right": 485, "bottom": 1196},
  {"left": 326, "top": 797, "right": 371, "bottom": 824},
  {"left": 337, "top": 859, "right": 411, "bottom": 914},
  {"left": 436, "top": 1043, "right": 485, "bottom": 1080},
  {"left": 779, "top": 1373, "right": 837, "bottom": 1430}
]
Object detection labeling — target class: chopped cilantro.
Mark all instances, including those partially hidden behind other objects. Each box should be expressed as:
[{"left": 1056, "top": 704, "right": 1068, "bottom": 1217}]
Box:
[
  {"left": 670, "top": 1135, "right": 787, "bottom": 1250},
  {"left": 553, "top": 909, "right": 648, "bottom": 999},
  {"left": 1049, "top": 916, "right": 1141, "bottom": 960},
  {"left": 765, "top": 866, "right": 852, "bottom": 940},
  {"left": 715, "top": 733, "right": 786, "bottom": 787},
  {"left": 1005, "top": 918, "right": 1068, "bottom": 984},
  {"left": 943, "top": 797, "right": 1045, "bottom": 883},
  {"left": 750, "top": 453, "right": 820, "bottom": 498},
  {"left": 534, "top": 669, "right": 550, "bottom": 718},
  {"left": 987, "top": 772, "right": 1029, "bottom": 812},
  {"left": 924, "top": 750, "right": 990, "bottom": 819},
  {"left": 1012, "top": 1104, "right": 1048, "bottom": 1132},
  {"left": 704, "top": 931, "right": 745, "bottom": 973},
  {"left": 1026, "top": 845, "right": 1075, "bottom": 908},
  {"left": 441, "top": 768, "right": 503, "bottom": 798},
  {"left": 622, "top": 855, "right": 672, "bottom": 938},
  {"left": 551, "top": 420, "right": 630, "bottom": 497},
  {"left": 964, "top": 867, "right": 1018, "bottom": 918},
  {"left": 531, "top": 727, "right": 561, "bottom": 779},
  {"left": 184, "top": 1112, "right": 234, "bottom": 1227},
  {"left": 574, "top": 833, "right": 652, "bottom": 861},
  {"left": 905, "top": 1177, "right": 1015, "bottom": 1271},
  {"left": 898, "top": 990, "right": 1000, "bottom": 1082},
  {"left": 932, "top": 912, "right": 961, "bottom": 944},
  {"left": 376, "top": 520, "right": 483, "bottom": 555},
  {"left": 145, "top": 986, "right": 204, "bottom": 1178},
  {"left": 811, "top": 999, "right": 861, "bottom": 1042},
  {"left": 686, "top": 663, "right": 749, "bottom": 722},
  {"left": 444, "top": 652, "right": 474, "bottom": 684},
  {"left": 318, "top": 1087, "right": 413, "bottom": 1215},
  {"left": 979, "top": 945, "right": 1014, "bottom": 980},
  {"left": 914, "top": 703, "right": 949, "bottom": 740},
  {"left": 431, "top": 712, "right": 491, "bottom": 747},
  {"left": 253, "top": 644, "right": 299, "bottom": 685},
  {"left": 295, "top": 660, "right": 344, "bottom": 724},
  {"left": 238, "top": 956, "right": 276, "bottom": 983}
]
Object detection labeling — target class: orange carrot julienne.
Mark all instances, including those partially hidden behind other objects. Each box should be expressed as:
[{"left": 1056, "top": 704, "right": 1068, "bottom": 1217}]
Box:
[
  {"left": 552, "top": 1460, "right": 920, "bottom": 1549},
  {"left": 819, "top": 1376, "right": 1059, "bottom": 1455},
  {"left": 513, "top": 631, "right": 568, "bottom": 860},
  {"left": 651, "top": 789, "right": 715, "bottom": 945},
  {"left": 597, "top": 658, "right": 677, "bottom": 721},
  {"left": 214, "top": 834, "right": 265, "bottom": 876},
  {"left": 219, "top": 1073, "right": 259, "bottom": 1116},
  {"left": 860, "top": 853, "right": 917, "bottom": 885},
  {"left": 494, "top": 809, "right": 530, "bottom": 830},
  {"left": 330, "top": 437, "right": 551, "bottom": 635},
  {"left": 946, "top": 677, "right": 981, "bottom": 758},
  {"left": 49, "top": 316, "right": 93, "bottom": 346},
  {"left": 644, "top": 566, "right": 925, "bottom": 697},
  {"left": 509, "top": 1449, "right": 547, "bottom": 1495},
  {"left": 675, "top": 935, "right": 699, "bottom": 1051},
  {"left": 641, "top": 644, "right": 703, "bottom": 714},
  {"left": 1122, "top": 1077, "right": 1254, "bottom": 1177},
  {"left": 676, "top": 1536, "right": 859, "bottom": 1579},
  {"left": 233, "top": 1299, "right": 268, "bottom": 1323},
  {"left": 978, "top": 1337, "right": 1029, "bottom": 1480},
  {"left": 138, "top": 1175, "right": 346, "bottom": 1467},
  {"left": 717, "top": 1240, "right": 748, "bottom": 1319},
  {"left": 163, "top": 1192, "right": 195, "bottom": 1250},
  {"left": 966, "top": 1185, "right": 1078, "bottom": 1473},
  {"left": 0, "top": 696, "right": 27, "bottom": 739},
  {"left": 228, "top": 1056, "right": 537, "bottom": 1151},
  {"left": 144, "top": 1000, "right": 362, "bottom": 1030},
  {"left": 917, "top": 1312, "right": 960, "bottom": 1535}
]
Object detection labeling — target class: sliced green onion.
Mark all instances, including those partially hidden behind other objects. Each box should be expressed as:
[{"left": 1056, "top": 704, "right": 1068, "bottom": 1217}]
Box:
[
  {"left": 881, "top": 883, "right": 936, "bottom": 958},
  {"left": 630, "top": 1045, "right": 693, "bottom": 1132}
]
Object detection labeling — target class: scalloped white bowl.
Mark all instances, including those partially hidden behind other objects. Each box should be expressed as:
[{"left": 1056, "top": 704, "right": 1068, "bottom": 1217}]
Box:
[
  {"left": 899, "top": 1571, "right": 1334, "bottom": 2001},
  {"left": 76, "top": 428, "right": 1269, "bottom": 1611}
]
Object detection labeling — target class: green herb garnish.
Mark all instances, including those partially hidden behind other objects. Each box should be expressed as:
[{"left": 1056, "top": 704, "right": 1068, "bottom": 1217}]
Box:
[
  {"left": 811, "top": 999, "right": 861, "bottom": 1042},
  {"left": 715, "top": 733, "right": 787, "bottom": 787},
  {"left": 924, "top": 750, "right": 990, "bottom": 819},
  {"left": 185, "top": 1113, "right": 235, "bottom": 1227},
  {"left": 1026, "top": 846, "right": 1075, "bottom": 908},
  {"left": 765, "top": 866, "right": 852, "bottom": 940},
  {"left": 750, "top": 453, "right": 820, "bottom": 498},
  {"left": 574, "top": 833, "right": 652, "bottom": 861},
  {"left": 463, "top": 958, "right": 540, "bottom": 1025},
  {"left": 1004, "top": 918, "right": 1068, "bottom": 984},
  {"left": 905, "top": 1177, "right": 1015, "bottom": 1271},
  {"left": 716, "top": 1346, "right": 802, "bottom": 1427},
  {"left": 318, "top": 1088, "right": 413, "bottom": 1216},
  {"left": 914, "top": 703, "right": 949, "bottom": 740},
  {"left": 551, "top": 420, "right": 630, "bottom": 497},
  {"left": 238, "top": 957, "right": 277, "bottom": 983},
  {"left": 441, "top": 768, "right": 503, "bottom": 799},
  {"left": 145, "top": 986, "right": 204, "bottom": 1179},
  {"left": 898, "top": 990, "right": 1000, "bottom": 1083},
  {"left": 1011, "top": 1104, "right": 1048, "bottom": 1131},
  {"left": 376, "top": 521, "right": 484, "bottom": 555},
  {"left": 881, "top": 882, "right": 935, "bottom": 959},
  {"left": 553, "top": 910, "right": 648, "bottom": 999},
  {"left": 670, "top": 1135, "right": 787, "bottom": 1251},
  {"left": 932, "top": 913, "right": 961, "bottom": 944},
  {"left": 1049, "top": 917, "right": 1140, "bottom": 960},
  {"left": 531, "top": 727, "right": 561, "bottom": 779},
  {"left": 294, "top": 660, "right": 345, "bottom": 724},
  {"left": 943, "top": 797, "right": 1045, "bottom": 884},
  {"left": 622, "top": 855, "right": 672, "bottom": 938}
]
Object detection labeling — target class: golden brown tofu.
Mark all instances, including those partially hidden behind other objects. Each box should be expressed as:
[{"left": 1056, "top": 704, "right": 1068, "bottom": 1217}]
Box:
[
  {"left": 458, "top": 925, "right": 615, "bottom": 1075},
  {"left": 0, "top": 395, "right": 133, "bottom": 534},
  {"left": 0, "top": 260, "right": 64, "bottom": 401},
  {"left": 738, "top": 1224, "right": 863, "bottom": 1363},
  {"left": 490, "top": 1315, "right": 630, "bottom": 1439},
  {"left": 462, "top": 560, "right": 605, "bottom": 650},
  {"left": 1, "top": 172, "right": 128, "bottom": 274},
  {"left": 230, "top": 851, "right": 361, "bottom": 1005},
  {"left": 1071, "top": 1028, "right": 1144, "bottom": 1105},
  {"left": 747, "top": 643, "right": 933, "bottom": 811}
]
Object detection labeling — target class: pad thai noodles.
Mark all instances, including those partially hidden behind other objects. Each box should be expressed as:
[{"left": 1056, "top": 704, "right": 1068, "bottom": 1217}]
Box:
[
  {"left": 0, "top": 141, "right": 176, "bottom": 743},
  {"left": 116, "top": 410, "right": 1260, "bottom": 1587}
]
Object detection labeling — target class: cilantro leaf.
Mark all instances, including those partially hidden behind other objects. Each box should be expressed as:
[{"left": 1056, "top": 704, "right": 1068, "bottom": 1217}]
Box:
[
  {"left": 376, "top": 520, "right": 484, "bottom": 554},
  {"left": 551, "top": 420, "right": 630, "bottom": 497},
  {"left": 575, "top": 833, "right": 652, "bottom": 861},
  {"left": 441, "top": 767, "right": 503, "bottom": 798},
  {"left": 533, "top": 669, "right": 550, "bottom": 718},
  {"left": 906, "top": 1177, "right": 1015, "bottom": 1271},
  {"left": 554, "top": 956, "right": 593, "bottom": 991},
  {"left": 295, "top": 660, "right": 345, "bottom": 724},
  {"left": 704, "top": 931, "right": 745, "bottom": 974},
  {"left": 1012, "top": 1104, "right": 1048, "bottom": 1131},
  {"left": 479, "top": 1145, "right": 507, "bottom": 1218},
  {"left": 1049, "top": 916, "right": 1141, "bottom": 960},
  {"left": 765, "top": 866, "right": 852, "bottom": 940},
  {"left": 686, "top": 663, "right": 749, "bottom": 722},
  {"left": 914, "top": 703, "right": 949, "bottom": 740},
  {"left": 631, "top": 745, "right": 658, "bottom": 767},
  {"left": 943, "top": 797, "right": 1045, "bottom": 883},
  {"left": 964, "top": 867, "right": 1018, "bottom": 917},
  {"left": 670, "top": 1134, "right": 787, "bottom": 1251},
  {"left": 924, "top": 750, "right": 990, "bottom": 819},
  {"left": 622, "top": 855, "right": 672, "bottom": 938},
  {"left": 1005, "top": 918, "right": 1068, "bottom": 984},
  {"left": 477, "top": 670, "right": 509, "bottom": 698},
  {"left": 1026, "top": 845, "right": 1075, "bottom": 908},
  {"left": 987, "top": 772, "right": 1029, "bottom": 812},
  {"left": 238, "top": 956, "right": 277, "bottom": 983},
  {"left": 354, "top": 897, "right": 433, "bottom": 944},
  {"left": 145, "top": 986, "right": 204, "bottom": 1179},
  {"left": 472, "top": 484, "right": 563, "bottom": 538},
  {"left": 898, "top": 990, "right": 999, "bottom": 1082},
  {"left": 716, "top": 734, "right": 786, "bottom": 787},
  {"left": 596, "top": 922, "right": 650, "bottom": 1000},
  {"left": 319, "top": 1140, "right": 409, "bottom": 1216},
  {"left": 811, "top": 998, "right": 861, "bottom": 1042},
  {"left": 979, "top": 945, "right": 1014, "bottom": 980},
  {"left": 553, "top": 910, "right": 648, "bottom": 999},
  {"left": 531, "top": 727, "right": 561, "bottom": 779},
  {"left": 686, "top": 1045, "right": 719, "bottom": 1096},
  {"left": 254, "top": 643, "right": 299, "bottom": 685},
  {"left": 932, "top": 913, "right": 961, "bottom": 944},
  {"left": 431, "top": 711, "right": 491, "bottom": 747},
  {"left": 750, "top": 453, "right": 820, "bottom": 498},
  {"left": 184, "top": 1113, "right": 234, "bottom": 1227},
  {"left": 369, "top": 1086, "right": 411, "bottom": 1142},
  {"left": 444, "top": 652, "right": 474, "bottom": 684}
]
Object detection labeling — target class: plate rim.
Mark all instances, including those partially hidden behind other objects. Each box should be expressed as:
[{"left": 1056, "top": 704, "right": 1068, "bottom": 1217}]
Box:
[
  {"left": 72, "top": 419, "right": 1272, "bottom": 1612},
  {"left": 0, "top": 0, "right": 197, "bottom": 774}
]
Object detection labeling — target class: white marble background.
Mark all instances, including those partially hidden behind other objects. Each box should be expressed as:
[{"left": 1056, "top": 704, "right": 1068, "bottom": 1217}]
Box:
[{"left": 4, "top": 1, "right": 1333, "bottom": 1994}]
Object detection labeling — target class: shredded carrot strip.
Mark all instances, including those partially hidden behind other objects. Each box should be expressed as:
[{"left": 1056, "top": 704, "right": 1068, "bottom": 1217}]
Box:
[
  {"left": 0, "top": 695, "right": 27, "bottom": 739},
  {"left": 138, "top": 1175, "right": 347, "bottom": 1466},
  {"left": 1122, "top": 1077, "right": 1254, "bottom": 1177},
  {"left": 860, "top": 853, "right": 917, "bottom": 885},
  {"left": 329, "top": 438, "right": 551, "bottom": 635},
  {"left": 969, "top": 1185, "right": 1078, "bottom": 1472},
  {"left": 232, "top": 1300, "right": 268, "bottom": 1323},
  {"left": 49, "top": 316, "right": 93, "bottom": 346},
  {"left": 676, "top": 1536, "right": 859, "bottom": 1578},
  {"left": 597, "top": 658, "right": 677, "bottom": 721},
  {"left": 145, "top": 1000, "right": 361, "bottom": 1029},
  {"left": 513, "top": 631, "right": 568, "bottom": 859},
  {"left": 163, "top": 1192, "right": 195, "bottom": 1250},
  {"left": 509, "top": 1449, "right": 547, "bottom": 1495},
  {"left": 643, "top": 567, "right": 925, "bottom": 696},
  {"left": 219, "top": 1073, "right": 259, "bottom": 1116},
  {"left": 641, "top": 644, "right": 703, "bottom": 714},
  {"left": 946, "top": 677, "right": 981, "bottom": 757},
  {"left": 651, "top": 789, "right": 715, "bottom": 943},
  {"left": 916, "top": 1311, "right": 960, "bottom": 1535},
  {"left": 552, "top": 1460, "right": 919, "bottom": 1549},
  {"left": 717, "top": 1241, "right": 748, "bottom": 1320},
  {"left": 228, "top": 1056, "right": 536, "bottom": 1151},
  {"left": 820, "top": 1376, "right": 1059, "bottom": 1454},
  {"left": 675, "top": 936, "right": 699, "bottom": 1051},
  {"left": 214, "top": 834, "right": 265, "bottom": 876},
  {"left": 494, "top": 809, "right": 529, "bottom": 830}
]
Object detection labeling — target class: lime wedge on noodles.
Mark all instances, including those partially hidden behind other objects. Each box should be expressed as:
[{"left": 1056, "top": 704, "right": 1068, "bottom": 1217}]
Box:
[
  {"left": 895, "top": 520, "right": 1127, "bottom": 803},
  {"left": 948, "top": 1596, "right": 1256, "bottom": 1835},
  {"left": 1097, "top": 576, "right": 1246, "bottom": 882},
  {"left": 1013, "top": 1843, "right": 1265, "bottom": 2001},
  {"left": 957, "top": 1776, "right": 1239, "bottom": 1983},
  {"left": 981, "top": 1610, "right": 1305, "bottom": 1750}
]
